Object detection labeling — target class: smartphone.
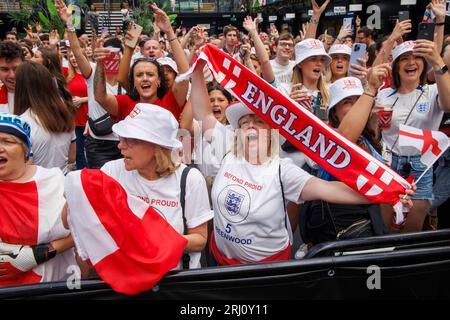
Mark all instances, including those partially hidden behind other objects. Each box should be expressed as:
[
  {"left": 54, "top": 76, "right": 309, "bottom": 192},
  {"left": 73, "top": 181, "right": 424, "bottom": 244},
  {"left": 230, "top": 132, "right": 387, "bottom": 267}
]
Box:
[
  {"left": 398, "top": 11, "right": 409, "bottom": 22},
  {"left": 417, "top": 22, "right": 435, "bottom": 41},
  {"left": 125, "top": 22, "right": 143, "bottom": 48},
  {"left": 343, "top": 17, "right": 353, "bottom": 29},
  {"left": 349, "top": 43, "right": 367, "bottom": 73}
]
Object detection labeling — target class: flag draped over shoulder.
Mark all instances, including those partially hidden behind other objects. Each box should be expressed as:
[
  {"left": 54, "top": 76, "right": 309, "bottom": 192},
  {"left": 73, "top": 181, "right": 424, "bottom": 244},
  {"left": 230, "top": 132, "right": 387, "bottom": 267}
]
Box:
[
  {"left": 0, "top": 168, "right": 72, "bottom": 286},
  {"left": 399, "top": 124, "right": 450, "bottom": 168},
  {"left": 178, "top": 44, "right": 412, "bottom": 223},
  {"left": 64, "top": 169, "right": 187, "bottom": 295}
]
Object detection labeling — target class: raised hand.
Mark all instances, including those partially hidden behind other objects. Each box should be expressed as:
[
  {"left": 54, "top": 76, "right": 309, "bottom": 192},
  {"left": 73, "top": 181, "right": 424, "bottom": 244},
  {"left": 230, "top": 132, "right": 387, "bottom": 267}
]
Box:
[
  {"left": 413, "top": 39, "right": 444, "bottom": 68},
  {"left": 243, "top": 16, "right": 257, "bottom": 36},
  {"left": 390, "top": 19, "right": 412, "bottom": 43},
  {"left": 151, "top": 3, "right": 172, "bottom": 34},
  {"left": 311, "top": 0, "right": 330, "bottom": 17},
  {"left": 430, "top": 0, "right": 446, "bottom": 22},
  {"left": 56, "top": 0, "right": 72, "bottom": 25},
  {"left": 367, "top": 63, "right": 391, "bottom": 92}
]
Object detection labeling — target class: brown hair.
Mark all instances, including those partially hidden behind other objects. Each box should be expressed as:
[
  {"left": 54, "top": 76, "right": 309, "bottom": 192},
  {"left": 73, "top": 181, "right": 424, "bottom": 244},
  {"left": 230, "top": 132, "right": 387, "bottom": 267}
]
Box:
[
  {"left": 275, "top": 33, "right": 293, "bottom": 47},
  {"left": 14, "top": 62, "right": 76, "bottom": 133},
  {"left": 392, "top": 56, "right": 427, "bottom": 90},
  {"left": 37, "top": 47, "right": 74, "bottom": 109},
  {"left": 223, "top": 25, "right": 238, "bottom": 37}
]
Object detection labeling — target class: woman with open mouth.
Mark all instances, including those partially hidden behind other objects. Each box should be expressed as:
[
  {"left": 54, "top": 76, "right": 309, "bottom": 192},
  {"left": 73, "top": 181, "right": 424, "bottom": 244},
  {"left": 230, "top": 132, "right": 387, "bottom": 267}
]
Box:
[
  {"left": 377, "top": 38, "right": 450, "bottom": 232},
  {"left": 190, "top": 64, "right": 414, "bottom": 266},
  {"left": 325, "top": 44, "right": 351, "bottom": 84},
  {"left": 0, "top": 114, "right": 76, "bottom": 286},
  {"left": 93, "top": 3, "right": 190, "bottom": 124}
]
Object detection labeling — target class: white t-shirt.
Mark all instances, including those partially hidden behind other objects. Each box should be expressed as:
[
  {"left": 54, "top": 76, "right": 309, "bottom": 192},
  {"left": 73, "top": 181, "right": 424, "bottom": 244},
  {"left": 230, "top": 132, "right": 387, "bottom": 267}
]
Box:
[
  {"left": 377, "top": 84, "right": 444, "bottom": 155},
  {"left": 21, "top": 110, "right": 75, "bottom": 174},
  {"left": 85, "top": 62, "right": 122, "bottom": 141},
  {"left": 208, "top": 122, "right": 312, "bottom": 263},
  {"left": 25, "top": 166, "right": 76, "bottom": 282},
  {"left": 270, "top": 59, "right": 296, "bottom": 86},
  {"left": 101, "top": 159, "right": 213, "bottom": 269}
]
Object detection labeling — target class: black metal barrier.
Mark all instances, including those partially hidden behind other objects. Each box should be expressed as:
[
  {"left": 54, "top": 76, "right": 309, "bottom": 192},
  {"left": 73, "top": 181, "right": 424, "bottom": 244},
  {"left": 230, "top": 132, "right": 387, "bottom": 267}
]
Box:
[
  {"left": 305, "top": 229, "right": 450, "bottom": 258},
  {"left": 1, "top": 231, "right": 449, "bottom": 300}
]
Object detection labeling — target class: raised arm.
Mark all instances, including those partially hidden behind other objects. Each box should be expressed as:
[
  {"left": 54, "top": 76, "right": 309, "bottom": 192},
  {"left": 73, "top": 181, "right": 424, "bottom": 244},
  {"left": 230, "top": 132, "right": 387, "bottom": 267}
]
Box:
[
  {"left": 243, "top": 16, "right": 275, "bottom": 83},
  {"left": 372, "top": 19, "right": 411, "bottom": 67},
  {"left": 190, "top": 61, "right": 218, "bottom": 141},
  {"left": 152, "top": 3, "right": 189, "bottom": 108},
  {"left": 118, "top": 24, "right": 138, "bottom": 91},
  {"left": 305, "top": 0, "right": 330, "bottom": 39},
  {"left": 339, "top": 64, "right": 390, "bottom": 143},
  {"left": 430, "top": 0, "right": 446, "bottom": 55},
  {"left": 414, "top": 39, "right": 450, "bottom": 111},
  {"left": 56, "top": 0, "right": 92, "bottom": 78},
  {"left": 93, "top": 44, "right": 120, "bottom": 116}
]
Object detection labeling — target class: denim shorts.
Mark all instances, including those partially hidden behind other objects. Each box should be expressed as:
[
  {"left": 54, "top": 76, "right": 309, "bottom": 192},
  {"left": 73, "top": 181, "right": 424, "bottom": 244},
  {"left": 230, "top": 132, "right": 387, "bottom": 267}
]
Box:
[
  {"left": 431, "top": 148, "right": 450, "bottom": 209},
  {"left": 391, "top": 153, "right": 433, "bottom": 201}
]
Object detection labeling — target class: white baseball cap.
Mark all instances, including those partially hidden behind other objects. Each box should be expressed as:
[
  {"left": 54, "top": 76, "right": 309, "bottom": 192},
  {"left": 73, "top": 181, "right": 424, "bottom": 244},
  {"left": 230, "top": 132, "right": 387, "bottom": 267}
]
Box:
[
  {"left": 112, "top": 103, "right": 182, "bottom": 149},
  {"left": 328, "top": 77, "right": 364, "bottom": 115},
  {"left": 157, "top": 57, "right": 178, "bottom": 74},
  {"left": 392, "top": 40, "right": 415, "bottom": 65},
  {"left": 226, "top": 102, "right": 255, "bottom": 129},
  {"left": 294, "top": 39, "right": 332, "bottom": 67},
  {"left": 328, "top": 44, "right": 352, "bottom": 57}
]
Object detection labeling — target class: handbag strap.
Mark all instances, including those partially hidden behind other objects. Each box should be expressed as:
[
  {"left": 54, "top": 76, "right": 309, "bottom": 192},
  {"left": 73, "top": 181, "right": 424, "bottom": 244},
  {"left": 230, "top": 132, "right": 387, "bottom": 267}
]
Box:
[
  {"left": 180, "top": 165, "right": 192, "bottom": 270},
  {"left": 387, "top": 88, "right": 425, "bottom": 153}
]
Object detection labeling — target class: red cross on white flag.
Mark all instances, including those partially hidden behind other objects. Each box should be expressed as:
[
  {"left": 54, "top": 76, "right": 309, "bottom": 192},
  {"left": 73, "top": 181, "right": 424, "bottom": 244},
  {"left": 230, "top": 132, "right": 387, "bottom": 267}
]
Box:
[{"left": 399, "top": 124, "right": 450, "bottom": 168}]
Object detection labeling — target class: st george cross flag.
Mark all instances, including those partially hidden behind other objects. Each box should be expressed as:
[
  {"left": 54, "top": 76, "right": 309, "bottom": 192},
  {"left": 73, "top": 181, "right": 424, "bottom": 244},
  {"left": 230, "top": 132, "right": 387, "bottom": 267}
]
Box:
[
  {"left": 64, "top": 169, "right": 187, "bottom": 295},
  {"left": 177, "top": 44, "right": 412, "bottom": 224},
  {"left": 0, "top": 167, "right": 75, "bottom": 287},
  {"left": 399, "top": 124, "right": 450, "bottom": 168}
]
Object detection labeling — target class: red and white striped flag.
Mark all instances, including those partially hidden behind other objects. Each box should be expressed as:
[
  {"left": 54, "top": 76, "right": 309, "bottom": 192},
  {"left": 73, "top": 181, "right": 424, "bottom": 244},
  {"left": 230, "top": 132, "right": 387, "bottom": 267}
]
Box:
[
  {"left": 177, "top": 44, "right": 412, "bottom": 224},
  {"left": 0, "top": 168, "right": 75, "bottom": 287},
  {"left": 399, "top": 124, "right": 450, "bottom": 168},
  {"left": 64, "top": 169, "right": 187, "bottom": 295}
]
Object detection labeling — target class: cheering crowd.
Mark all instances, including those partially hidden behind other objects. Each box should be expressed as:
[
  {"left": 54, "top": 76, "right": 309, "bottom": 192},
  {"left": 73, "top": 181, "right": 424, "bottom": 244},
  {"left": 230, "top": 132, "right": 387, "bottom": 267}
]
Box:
[{"left": 0, "top": 0, "right": 449, "bottom": 291}]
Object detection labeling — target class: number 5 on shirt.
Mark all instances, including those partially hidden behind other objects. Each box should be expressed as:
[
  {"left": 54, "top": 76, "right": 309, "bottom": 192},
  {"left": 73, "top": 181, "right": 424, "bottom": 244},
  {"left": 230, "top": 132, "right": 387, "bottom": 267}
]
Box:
[{"left": 225, "top": 223, "right": 232, "bottom": 234}]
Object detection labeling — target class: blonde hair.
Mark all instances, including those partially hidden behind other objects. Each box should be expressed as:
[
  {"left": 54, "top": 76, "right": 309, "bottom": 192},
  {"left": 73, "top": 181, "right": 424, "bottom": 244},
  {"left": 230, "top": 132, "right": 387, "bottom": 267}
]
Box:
[
  {"left": 292, "top": 66, "right": 329, "bottom": 109},
  {"left": 154, "top": 145, "right": 179, "bottom": 177}
]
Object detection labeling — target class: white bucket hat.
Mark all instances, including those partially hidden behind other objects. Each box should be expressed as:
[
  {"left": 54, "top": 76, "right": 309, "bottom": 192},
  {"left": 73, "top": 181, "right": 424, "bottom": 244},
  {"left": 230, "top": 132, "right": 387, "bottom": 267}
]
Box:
[
  {"left": 226, "top": 102, "right": 255, "bottom": 129},
  {"left": 112, "top": 103, "right": 182, "bottom": 149},
  {"left": 328, "top": 77, "right": 364, "bottom": 115},
  {"left": 392, "top": 40, "right": 415, "bottom": 65},
  {"left": 328, "top": 44, "right": 352, "bottom": 57},
  {"left": 294, "top": 39, "right": 332, "bottom": 67},
  {"left": 157, "top": 57, "right": 178, "bottom": 74}
]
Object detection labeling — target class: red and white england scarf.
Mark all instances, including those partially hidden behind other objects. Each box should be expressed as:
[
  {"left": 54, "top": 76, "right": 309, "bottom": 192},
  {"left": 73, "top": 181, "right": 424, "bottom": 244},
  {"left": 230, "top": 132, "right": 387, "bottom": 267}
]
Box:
[{"left": 179, "top": 44, "right": 412, "bottom": 224}]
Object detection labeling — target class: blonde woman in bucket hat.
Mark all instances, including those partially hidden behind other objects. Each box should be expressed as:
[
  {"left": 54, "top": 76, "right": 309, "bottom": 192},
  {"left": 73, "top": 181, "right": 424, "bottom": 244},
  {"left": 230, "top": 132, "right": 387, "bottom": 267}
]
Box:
[
  {"left": 100, "top": 104, "right": 213, "bottom": 270},
  {"left": 190, "top": 63, "right": 414, "bottom": 266}
]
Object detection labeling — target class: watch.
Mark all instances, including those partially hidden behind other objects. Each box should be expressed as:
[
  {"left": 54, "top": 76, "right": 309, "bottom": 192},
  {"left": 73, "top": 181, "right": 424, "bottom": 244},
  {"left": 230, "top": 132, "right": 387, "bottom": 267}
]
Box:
[{"left": 435, "top": 64, "right": 448, "bottom": 75}]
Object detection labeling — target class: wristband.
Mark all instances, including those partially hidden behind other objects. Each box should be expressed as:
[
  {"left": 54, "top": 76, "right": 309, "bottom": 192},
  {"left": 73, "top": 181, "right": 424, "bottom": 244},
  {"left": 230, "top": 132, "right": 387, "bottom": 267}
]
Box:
[
  {"left": 309, "top": 17, "right": 319, "bottom": 24},
  {"left": 168, "top": 37, "right": 178, "bottom": 42},
  {"left": 363, "top": 91, "right": 376, "bottom": 98},
  {"left": 435, "top": 22, "right": 445, "bottom": 26},
  {"left": 65, "top": 24, "right": 76, "bottom": 32}
]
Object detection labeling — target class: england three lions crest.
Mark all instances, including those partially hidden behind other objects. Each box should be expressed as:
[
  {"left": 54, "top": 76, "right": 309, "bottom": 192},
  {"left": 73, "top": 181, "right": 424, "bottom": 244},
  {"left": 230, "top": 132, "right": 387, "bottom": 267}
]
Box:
[{"left": 225, "top": 190, "right": 245, "bottom": 216}]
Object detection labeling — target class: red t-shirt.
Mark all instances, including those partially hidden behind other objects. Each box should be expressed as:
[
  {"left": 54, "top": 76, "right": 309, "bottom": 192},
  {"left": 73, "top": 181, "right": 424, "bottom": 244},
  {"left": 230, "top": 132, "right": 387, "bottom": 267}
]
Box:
[
  {"left": 67, "top": 71, "right": 88, "bottom": 127},
  {"left": 114, "top": 90, "right": 182, "bottom": 122}
]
